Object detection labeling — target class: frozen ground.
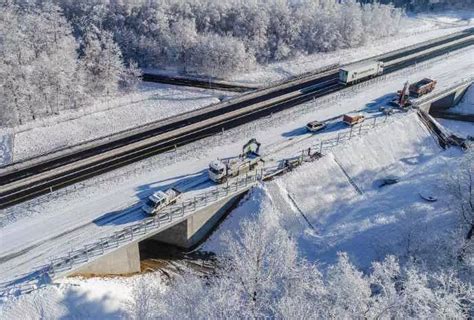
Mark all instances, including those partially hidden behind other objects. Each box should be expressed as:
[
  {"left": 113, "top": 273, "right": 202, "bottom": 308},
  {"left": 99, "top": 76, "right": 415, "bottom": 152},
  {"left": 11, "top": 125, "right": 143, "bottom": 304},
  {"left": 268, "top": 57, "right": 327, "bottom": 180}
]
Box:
[
  {"left": 3, "top": 83, "right": 232, "bottom": 165},
  {"left": 438, "top": 119, "right": 474, "bottom": 138},
  {"left": 433, "top": 82, "right": 474, "bottom": 138},
  {"left": 0, "top": 44, "right": 473, "bottom": 293},
  {"left": 0, "top": 273, "right": 164, "bottom": 319},
  {"left": 204, "top": 112, "right": 452, "bottom": 271},
  {"left": 229, "top": 13, "right": 473, "bottom": 85}
]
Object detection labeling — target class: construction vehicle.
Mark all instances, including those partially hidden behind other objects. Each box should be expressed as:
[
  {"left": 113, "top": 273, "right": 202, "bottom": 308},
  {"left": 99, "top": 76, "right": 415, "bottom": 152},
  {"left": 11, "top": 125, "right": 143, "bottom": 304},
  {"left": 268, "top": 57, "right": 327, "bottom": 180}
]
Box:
[
  {"left": 409, "top": 78, "right": 437, "bottom": 97},
  {"left": 343, "top": 114, "right": 365, "bottom": 126},
  {"left": 389, "top": 81, "right": 412, "bottom": 109},
  {"left": 339, "top": 61, "right": 384, "bottom": 85},
  {"left": 208, "top": 138, "right": 264, "bottom": 184},
  {"left": 141, "top": 188, "right": 182, "bottom": 215},
  {"left": 306, "top": 120, "right": 327, "bottom": 132}
]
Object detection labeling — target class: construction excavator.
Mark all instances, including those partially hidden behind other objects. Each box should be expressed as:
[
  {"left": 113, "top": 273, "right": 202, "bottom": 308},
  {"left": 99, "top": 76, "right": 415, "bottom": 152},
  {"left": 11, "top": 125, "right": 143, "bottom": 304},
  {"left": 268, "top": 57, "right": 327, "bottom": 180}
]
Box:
[{"left": 389, "top": 81, "right": 412, "bottom": 109}]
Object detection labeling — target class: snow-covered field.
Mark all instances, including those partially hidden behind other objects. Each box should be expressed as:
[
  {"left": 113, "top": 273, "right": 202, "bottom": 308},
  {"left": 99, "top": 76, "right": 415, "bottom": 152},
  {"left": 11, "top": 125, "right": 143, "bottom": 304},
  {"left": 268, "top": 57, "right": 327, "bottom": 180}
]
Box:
[
  {"left": 229, "top": 13, "right": 474, "bottom": 85},
  {"left": 3, "top": 83, "right": 232, "bottom": 164}
]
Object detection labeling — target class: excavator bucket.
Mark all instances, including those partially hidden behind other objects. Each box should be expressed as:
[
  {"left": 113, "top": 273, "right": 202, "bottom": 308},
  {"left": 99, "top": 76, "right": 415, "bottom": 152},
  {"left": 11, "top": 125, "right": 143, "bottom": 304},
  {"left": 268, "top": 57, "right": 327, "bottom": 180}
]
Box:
[{"left": 242, "top": 138, "right": 261, "bottom": 156}]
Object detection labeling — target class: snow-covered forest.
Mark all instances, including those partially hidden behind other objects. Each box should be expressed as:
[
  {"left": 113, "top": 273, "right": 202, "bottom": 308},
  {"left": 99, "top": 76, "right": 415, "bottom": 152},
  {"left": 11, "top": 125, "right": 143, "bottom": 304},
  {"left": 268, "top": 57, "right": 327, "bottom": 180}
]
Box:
[{"left": 0, "top": 0, "right": 404, "bottom": 126}]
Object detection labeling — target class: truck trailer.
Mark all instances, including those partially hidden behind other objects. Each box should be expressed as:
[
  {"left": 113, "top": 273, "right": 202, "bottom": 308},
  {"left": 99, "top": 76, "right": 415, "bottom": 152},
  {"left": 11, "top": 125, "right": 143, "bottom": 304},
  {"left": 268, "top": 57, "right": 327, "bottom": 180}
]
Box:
[{"left": 339, "top": 61, "right": 384, "bottom": 85}]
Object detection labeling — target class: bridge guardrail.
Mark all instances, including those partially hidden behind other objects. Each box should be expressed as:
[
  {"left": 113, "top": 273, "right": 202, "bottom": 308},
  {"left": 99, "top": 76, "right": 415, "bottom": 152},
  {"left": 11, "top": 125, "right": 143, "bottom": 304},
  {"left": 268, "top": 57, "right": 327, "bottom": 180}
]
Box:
[{"left": 0, "top": 170, "right": 263, "bottom": 297}]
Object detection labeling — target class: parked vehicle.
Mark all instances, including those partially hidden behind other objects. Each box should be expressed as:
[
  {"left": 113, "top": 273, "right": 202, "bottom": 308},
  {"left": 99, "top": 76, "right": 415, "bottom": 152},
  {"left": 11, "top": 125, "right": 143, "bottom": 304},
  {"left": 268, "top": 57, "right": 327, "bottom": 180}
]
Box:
[
  {"left": 141, "top": 188, "right": 182, "bottom": 215},
  {"left": 208, "top": 138, "right": 264, "bottom": 184},
  {"left": 409, "top": 78, "right": 437, "bottom": 97},
  {"left": 342, "top": 114, "right": 365, "bottom": 126},
  {"left": 306, "top": 120, "right": 327, "bottom": 132},
  {"left": 339, "top": 61, "right": 384, "bottom": 85}
]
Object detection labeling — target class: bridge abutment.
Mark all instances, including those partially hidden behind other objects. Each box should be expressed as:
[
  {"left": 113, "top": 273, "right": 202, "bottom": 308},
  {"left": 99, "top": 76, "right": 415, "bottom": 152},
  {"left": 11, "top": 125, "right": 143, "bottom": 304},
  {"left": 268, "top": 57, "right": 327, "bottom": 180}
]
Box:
[
  {"left": 70, "top": 242, "right": 141, "bottom": 276},
  {"left": 152, "top": 189, "right": 248, "bottom": 248}
]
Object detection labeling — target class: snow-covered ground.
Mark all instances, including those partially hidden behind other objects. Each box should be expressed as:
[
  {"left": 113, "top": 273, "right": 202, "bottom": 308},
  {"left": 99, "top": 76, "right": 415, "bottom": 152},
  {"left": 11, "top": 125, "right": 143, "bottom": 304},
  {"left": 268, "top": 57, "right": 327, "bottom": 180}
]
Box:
[
  {"left": 229, "top": 13, "right": 474, "bottom": 85},
  {"left": 0, "top": 274, "right": 164, "bottom": 319},
  {"left": 449, "top": 83, "right": 474, "bottom": 115},
  {"left": 3, "top": 83, "right": 233, "bottom": 165},
  {"left": 438, "top": 119, "right": 474, "bottom": 138},
  {"left": 1, "top": 45, "right": 473, "bottom": 295}
]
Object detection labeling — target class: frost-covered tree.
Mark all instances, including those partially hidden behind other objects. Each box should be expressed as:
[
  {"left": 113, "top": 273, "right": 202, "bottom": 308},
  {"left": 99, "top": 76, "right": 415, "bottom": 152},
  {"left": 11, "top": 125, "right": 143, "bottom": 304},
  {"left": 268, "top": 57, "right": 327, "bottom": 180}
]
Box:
[
  {"left": 81, "top": 28, "right": 124, "bottom": 97},
  {"left": 447, "top": 149, "right": 474, "bottom": 265},
  {"left": 189, "top": 34, "right": 255, "bottom": 77},
  {"left": 0, "top": 2, "right": 85, "bottom": 125}
]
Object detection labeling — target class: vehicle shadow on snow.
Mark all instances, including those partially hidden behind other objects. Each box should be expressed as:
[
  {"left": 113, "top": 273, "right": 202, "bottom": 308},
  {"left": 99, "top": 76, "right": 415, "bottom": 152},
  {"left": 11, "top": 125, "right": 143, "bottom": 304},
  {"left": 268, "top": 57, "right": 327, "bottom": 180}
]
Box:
[
  {"left": 359, "top": 93, "right": 396, "bottom": 113},
  {"left": 94, "top": 170, "right": 212, "bottom": 226},
  {"left": 92, "top": 205, "right": 146, "bottom": 227},
  {"left": 134, "top": 169, "right": 211, "bottom": 202}
]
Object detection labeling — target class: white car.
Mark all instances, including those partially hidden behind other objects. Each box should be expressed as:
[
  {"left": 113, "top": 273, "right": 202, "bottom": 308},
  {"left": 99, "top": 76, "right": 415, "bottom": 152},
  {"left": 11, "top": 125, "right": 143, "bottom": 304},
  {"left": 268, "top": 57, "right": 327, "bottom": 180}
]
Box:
[{"left": 306, "top": 120, "right": 327, "bottom": 132}]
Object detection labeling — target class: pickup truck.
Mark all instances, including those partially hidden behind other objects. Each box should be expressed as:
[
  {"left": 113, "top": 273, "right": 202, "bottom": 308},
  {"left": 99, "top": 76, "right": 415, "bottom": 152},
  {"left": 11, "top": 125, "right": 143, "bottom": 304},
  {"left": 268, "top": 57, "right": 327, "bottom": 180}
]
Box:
[{"left": 141, "top": 188, "right": 182, "bottom": 215}]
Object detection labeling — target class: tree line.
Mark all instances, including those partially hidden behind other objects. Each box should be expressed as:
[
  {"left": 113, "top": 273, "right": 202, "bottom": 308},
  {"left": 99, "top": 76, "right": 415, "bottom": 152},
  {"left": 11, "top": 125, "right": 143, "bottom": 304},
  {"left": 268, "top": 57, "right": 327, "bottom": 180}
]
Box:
[{"left": 1, "top": 0, "right": 404, "bottom": 126}]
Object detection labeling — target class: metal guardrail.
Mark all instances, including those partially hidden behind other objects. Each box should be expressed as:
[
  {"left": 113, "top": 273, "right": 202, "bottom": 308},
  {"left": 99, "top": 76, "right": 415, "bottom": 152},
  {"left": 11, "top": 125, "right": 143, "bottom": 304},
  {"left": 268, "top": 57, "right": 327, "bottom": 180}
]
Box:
[{"left": 0, "top": 170, "right": 263, "bottom": 297}]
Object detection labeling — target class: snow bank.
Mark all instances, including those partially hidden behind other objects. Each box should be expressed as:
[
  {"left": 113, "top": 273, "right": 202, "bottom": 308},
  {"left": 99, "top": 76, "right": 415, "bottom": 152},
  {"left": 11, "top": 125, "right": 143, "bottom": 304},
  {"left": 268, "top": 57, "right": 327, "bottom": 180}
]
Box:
[
  {"left": 332, "top": 112, "right": 440, "bottom": 192},
  {"left": 0, "top": 274, "right": 163, "bottom": 319}
]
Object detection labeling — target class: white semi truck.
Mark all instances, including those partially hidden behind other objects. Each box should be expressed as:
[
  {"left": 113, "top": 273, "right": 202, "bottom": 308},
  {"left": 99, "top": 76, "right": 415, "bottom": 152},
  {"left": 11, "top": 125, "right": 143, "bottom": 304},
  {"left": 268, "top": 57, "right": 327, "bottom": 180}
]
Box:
[
  {"left": 208, "top": 139, "right": 264, "bottom": 184},
  {"left": 141, "top": 188, "right": 182, "bottom": 215},
  {"left": 339, "top": 61, "right": 384, "bottom": 84}
]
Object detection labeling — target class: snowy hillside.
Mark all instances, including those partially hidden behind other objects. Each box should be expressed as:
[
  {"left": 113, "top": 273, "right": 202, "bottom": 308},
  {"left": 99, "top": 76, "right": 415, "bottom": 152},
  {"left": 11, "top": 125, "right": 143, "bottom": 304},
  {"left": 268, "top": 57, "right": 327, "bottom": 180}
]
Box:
[{"left": 204, "top": 113, "right": 449, "bottom": 270}]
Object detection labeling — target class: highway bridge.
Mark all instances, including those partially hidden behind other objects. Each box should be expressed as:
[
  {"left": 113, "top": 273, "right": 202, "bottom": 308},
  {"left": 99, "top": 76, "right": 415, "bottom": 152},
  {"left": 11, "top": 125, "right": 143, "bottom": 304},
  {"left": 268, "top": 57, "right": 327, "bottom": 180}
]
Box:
[
  {"left": 1, "top": 79, "right": 471, "bottom": 297},
  {"left": 1, "top": 28, "right": 473, "bottom": 209}
]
